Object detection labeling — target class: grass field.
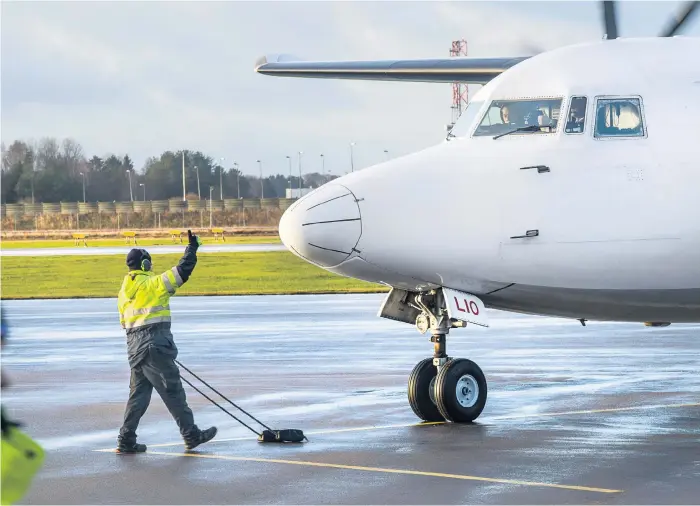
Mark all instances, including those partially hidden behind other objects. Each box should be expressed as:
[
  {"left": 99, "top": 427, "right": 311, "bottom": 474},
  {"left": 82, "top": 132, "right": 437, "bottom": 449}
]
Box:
[
  {"left": 0, "top": 236, "right": 281, "bottom": 249},
  {"left": 0, "top": 251, "right": 387, "bottom": 299}
]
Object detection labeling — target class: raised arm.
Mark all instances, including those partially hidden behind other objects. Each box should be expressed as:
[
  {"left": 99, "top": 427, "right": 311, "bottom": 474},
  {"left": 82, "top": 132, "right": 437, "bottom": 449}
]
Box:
[{"left": 153, "top": 230, "right": 201, "bottom": 296}]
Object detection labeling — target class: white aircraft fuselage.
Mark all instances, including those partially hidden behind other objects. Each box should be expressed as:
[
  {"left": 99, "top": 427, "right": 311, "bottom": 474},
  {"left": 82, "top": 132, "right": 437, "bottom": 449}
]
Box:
[{"left": 278, "top": 37, "right": 700, "bottom": 323}]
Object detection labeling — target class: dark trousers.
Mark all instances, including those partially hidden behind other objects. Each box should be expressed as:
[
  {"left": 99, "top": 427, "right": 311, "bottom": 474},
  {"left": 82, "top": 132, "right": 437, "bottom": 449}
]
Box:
[{"left": 119, "top": 345, "right": 197, "bottom": 440}]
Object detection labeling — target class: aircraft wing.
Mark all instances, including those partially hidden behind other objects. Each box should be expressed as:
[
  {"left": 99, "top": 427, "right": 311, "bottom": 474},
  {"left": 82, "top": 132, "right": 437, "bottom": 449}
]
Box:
[{"left": 254, "top": 54, "right": 530, "bottom": 84}]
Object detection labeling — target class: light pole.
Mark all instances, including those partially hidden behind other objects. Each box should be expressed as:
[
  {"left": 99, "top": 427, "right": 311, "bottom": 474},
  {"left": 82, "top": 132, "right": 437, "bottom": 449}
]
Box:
[
  {"left": 320, "top": 153, "right": 324, "bottom": 174},
  {"left": 209, "top": 186, "right": 214, "bottom": 228},
  {"left": 31, "top": 143, "right": 36, "bottom": 204},
  {"left": 195, "top": 165, "right": 201, "bottom": 200},
  {"left": 140, "top": 183, "right": 146, "bottom": 201},
  {"left": 219, "top": 157, "right": 225, "bottom": 200},
  {"left": 298, "top": 151, "right": 303, "bottom": 195},
  {"left": 182, "top": 151, "right": 186, "bottom": 202},
  {"left": 349, "top": 142, "right": 355, "bottom": 172},
  {"left": 286, "top": 155, "right": 292, "bottom": 196},
  {"left": 80, "top": 172, "right": 86, "bottom": 202},
  {"left": 384, "top": 149, "right": 389, "bottom": 161},
  {"left": 257, "top": 160, "right": 264, "bottom": 199},
  {"left": 126, "top": 169, "right": 133, "bottom": 201},
  {"left": 234, "top": 162, "right": 240, "bottom": 199}
]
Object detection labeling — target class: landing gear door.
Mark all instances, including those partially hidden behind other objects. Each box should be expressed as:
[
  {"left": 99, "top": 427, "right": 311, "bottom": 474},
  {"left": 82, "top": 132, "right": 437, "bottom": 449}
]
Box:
[
  {"left": 377, "top": 288, "right": 421, "bottom": 325},
  {"left": 443, "top": 288, "right": 489, "bottom": 327}
]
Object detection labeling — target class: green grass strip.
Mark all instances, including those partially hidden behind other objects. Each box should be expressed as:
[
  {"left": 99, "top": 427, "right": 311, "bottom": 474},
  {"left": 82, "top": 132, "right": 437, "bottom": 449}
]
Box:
[{"left": 0, "top": 252, "right": 387, "bottom": 299}]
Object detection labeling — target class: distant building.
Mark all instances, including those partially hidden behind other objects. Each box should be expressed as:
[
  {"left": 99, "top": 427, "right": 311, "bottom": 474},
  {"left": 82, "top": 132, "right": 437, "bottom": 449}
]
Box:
[{"left": 286, "top": 188, "right": 313, "bottom": 199}]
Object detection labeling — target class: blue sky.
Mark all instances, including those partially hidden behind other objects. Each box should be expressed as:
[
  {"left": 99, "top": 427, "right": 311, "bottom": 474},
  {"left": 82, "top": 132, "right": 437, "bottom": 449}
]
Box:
[{"left": 2, "top": 1, "right": 698, "bottom": 177}]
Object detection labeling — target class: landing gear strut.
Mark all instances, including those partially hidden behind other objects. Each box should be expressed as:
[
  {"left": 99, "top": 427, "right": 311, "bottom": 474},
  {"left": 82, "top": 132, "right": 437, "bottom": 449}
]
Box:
[{"left": 406, "top": 290, "right": 487, "bottom": 423}]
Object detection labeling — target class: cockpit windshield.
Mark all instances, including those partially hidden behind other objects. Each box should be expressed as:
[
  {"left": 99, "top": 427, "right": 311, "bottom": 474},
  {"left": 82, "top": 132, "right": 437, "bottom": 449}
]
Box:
[
  {"left": 472, "top": 98, "right": 562, "bottom": 137},
  {"left": 447, "top": 100, "right": 484, "bottom": 139}
]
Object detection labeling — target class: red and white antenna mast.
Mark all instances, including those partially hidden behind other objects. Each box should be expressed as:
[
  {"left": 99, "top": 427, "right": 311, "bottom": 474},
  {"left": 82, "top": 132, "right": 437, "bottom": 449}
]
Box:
[{"left": 449, "top": 39, "right": 469, "bottom": 131}]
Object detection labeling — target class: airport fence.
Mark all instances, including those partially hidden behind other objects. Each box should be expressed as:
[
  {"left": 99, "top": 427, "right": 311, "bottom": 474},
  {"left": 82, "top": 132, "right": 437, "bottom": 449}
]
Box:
[{"left": 0, "top": 198, "right": 296, "bottom": 233}]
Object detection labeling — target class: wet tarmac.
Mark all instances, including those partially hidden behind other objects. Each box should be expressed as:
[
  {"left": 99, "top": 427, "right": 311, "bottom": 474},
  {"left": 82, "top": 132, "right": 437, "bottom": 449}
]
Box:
[
  {"left": 0, "top": 243, "right": 286, "bottom": 256},
  {"left": 2, "top": 294, "right": 699, "bottom": 504}
]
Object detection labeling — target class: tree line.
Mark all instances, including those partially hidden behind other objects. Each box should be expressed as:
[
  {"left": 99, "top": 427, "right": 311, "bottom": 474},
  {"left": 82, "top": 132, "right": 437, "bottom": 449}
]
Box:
[{"left": 1, "top": 138, "right": 337, "bottom": 204}]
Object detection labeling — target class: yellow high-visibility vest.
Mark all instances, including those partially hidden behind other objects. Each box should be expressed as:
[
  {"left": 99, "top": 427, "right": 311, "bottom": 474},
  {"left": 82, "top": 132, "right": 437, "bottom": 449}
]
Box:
[
  {"left": 117, "top": 267, "right": 184, "bottom": 329},
  {"left": 1, "top": 426, "right": 44, "bottom": 505}
]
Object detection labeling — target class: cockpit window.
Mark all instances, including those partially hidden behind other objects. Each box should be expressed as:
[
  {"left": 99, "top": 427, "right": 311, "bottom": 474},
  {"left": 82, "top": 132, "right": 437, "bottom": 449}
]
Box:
[
  {"left": 565, "top": 96, "right": 587, "bottom": 134},
  {"left": 594, "top": 97, "right": 645, "bottom": 138},
  {"left": 447, "top": 100, "right": 484, "bottom": 139},
  {"left": 472, "top": 98, "right": 562, "bottom": 137}
]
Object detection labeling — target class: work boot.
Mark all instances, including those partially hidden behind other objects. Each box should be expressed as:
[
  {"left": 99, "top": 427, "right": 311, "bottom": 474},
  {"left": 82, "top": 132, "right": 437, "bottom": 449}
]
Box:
[
  {"left": 184, "top": 426, "right": 217, "bottom": 450},
  {"left": 116, "top": 436, "right": 147, "bottom": 453}
]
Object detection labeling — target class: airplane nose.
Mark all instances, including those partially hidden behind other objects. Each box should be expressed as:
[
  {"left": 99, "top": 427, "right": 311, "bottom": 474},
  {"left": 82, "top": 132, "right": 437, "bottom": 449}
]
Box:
[{"left": 278, "top": 184, "right": 361, "bottom": 268}]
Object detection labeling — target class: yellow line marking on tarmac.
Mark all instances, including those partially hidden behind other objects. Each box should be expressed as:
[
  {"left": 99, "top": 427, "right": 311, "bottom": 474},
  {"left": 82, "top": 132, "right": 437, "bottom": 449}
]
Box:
[
  {"left": 143, "top": 450, "right": 623, "bottom": 494},
  {"left": 118, "top": 401, "right": 700, "bottom": 450}
]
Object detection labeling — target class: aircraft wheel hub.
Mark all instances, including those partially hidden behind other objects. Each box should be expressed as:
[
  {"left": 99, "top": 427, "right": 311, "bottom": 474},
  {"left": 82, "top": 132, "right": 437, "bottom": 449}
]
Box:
[{"left": 456, "top": 375, "right": 479, "bottom": 408}]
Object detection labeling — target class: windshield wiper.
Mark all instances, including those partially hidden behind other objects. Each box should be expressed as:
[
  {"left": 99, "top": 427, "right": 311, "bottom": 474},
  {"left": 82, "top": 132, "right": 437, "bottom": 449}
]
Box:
[{"left": 493, "top": 124, "right": 542, "bottom": 139}]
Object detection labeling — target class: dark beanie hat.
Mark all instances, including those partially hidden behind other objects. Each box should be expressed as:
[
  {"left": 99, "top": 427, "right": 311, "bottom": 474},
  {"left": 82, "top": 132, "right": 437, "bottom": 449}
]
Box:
[{"left": 126, "top": 248, "right": 147, "bottom": 270}]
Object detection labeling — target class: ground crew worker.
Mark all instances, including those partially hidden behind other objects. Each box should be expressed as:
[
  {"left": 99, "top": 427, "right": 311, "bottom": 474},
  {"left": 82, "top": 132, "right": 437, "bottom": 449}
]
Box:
[{"left": 116, "top": 230, "right": 217, "bottom": 453}]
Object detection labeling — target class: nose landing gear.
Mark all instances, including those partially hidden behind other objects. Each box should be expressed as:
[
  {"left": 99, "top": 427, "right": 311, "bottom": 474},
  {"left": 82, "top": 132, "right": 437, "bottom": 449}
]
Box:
[{"left": 406, "top": 291, "right": 488, "bottom": 423}]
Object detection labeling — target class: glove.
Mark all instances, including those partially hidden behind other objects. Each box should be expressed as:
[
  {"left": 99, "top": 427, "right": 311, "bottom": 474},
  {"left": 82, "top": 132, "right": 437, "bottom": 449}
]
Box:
[{"left": 187, "top": 230, "right": 202, "bottom": 248}]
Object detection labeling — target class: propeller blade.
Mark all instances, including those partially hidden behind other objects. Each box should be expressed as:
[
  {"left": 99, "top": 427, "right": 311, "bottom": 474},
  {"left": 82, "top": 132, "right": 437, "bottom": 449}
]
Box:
[
  {"left": 659, "top": 1, "right": 699, "bottom": 37},
  {"left": 602, "top": 1, "right": 619, "bottom": 39}
]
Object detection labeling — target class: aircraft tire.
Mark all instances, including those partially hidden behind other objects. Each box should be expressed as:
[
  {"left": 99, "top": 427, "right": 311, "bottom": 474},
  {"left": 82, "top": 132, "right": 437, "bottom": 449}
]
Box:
[
  {"left": 435, "top": 358, "right": 487, "bottom": 423},
  {"left": 408, "top": 358, "right": 445, "bottom": 422}
]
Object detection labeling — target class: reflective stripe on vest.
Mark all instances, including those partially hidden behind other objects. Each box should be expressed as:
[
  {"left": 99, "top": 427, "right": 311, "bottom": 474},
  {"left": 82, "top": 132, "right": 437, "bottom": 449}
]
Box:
[
  {"left": 161, "top": 267, "right": 184, "bottom": 295},
  {"left": 122, "top": 305, "right": 170, "bottom": 318},
  {"left": 123, "top": 315, "right": 171, "bottom": 329}
]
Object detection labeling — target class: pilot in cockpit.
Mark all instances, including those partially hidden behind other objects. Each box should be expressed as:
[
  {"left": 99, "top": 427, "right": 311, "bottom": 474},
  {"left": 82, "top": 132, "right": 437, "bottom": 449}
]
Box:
[
  {"left": 565, "top": 99, "right": 586, "bottom": 133},
  {"left": 500, "top": 104, "right": 514, "bottom": 126},
  {"left": 499, "top": 102, "right": 552, "bottom": 132}
]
